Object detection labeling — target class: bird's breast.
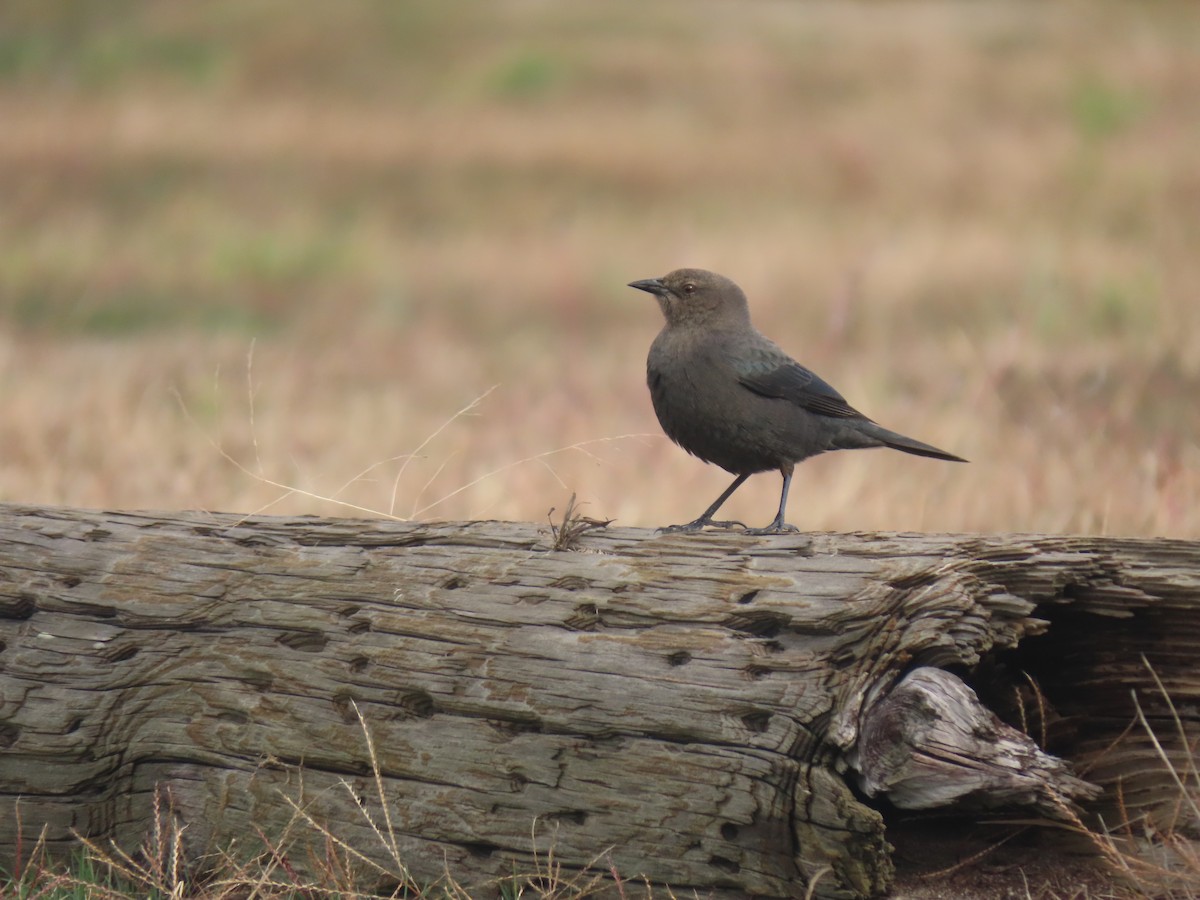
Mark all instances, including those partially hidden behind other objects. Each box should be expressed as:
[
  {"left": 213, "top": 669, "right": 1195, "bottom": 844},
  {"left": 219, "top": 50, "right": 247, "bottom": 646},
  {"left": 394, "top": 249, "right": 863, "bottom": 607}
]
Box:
[{"left": 646, "top": 333, "right": 785, "bottom": 474}]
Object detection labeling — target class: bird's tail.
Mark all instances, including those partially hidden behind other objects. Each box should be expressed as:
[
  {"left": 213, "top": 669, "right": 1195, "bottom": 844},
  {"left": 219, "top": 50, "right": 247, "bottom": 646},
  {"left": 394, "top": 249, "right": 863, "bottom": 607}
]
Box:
[{"left": 864, "top": 423, "right": 968, "bottom": 463}]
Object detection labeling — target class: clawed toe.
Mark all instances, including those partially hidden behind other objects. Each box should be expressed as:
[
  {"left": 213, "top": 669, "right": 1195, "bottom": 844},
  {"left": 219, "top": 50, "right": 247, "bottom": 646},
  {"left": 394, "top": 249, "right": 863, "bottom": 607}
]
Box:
[
  {"left": 658, "top": 518, "right": 747, "bottom": 534},
  {"left": 743, "top": 522, "right": 800, "bottom": 535}
]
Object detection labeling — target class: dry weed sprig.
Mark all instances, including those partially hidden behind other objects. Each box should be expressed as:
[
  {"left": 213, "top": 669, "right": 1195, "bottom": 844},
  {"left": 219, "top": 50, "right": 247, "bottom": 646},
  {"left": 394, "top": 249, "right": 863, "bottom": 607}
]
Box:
[
  {"left": 1035, "top": 659, "right": 1200, "bottom": 898},
  {"left": 278, "top": 792, "right": 411, "bottom": 889},
  {"left": 246, "top": 337, "right": 264, "bottom": 477},
  {"left": 386, "top": 384, "right": 498, "bottom": 517},
  {"left": 1021, "top": 670, "right": 1049, "bottom": 750},
  {"left": 913, "top": 828, "right": 1024, "bottom": 881},
  {"left": 11, "top": 795, "right": 25, "bottom": 883},
  {"left": 519, "top": 817, "right": 621, "bottom": 899},
  {"left": 546, "top": 492, "right": 613, "bottom": 550},
  {"left": 69, "top": 784, "right": 189, "bottom": 898},
  {"left": 176, "top": 360, "right": 653, "bottom": 525},
  {"left": 4, "top": 803, "right": 61, "bottom": 900},
  {"left": 803, "top": 865, "right": 834, "bottom": 900},
  {"left": 348, "top": 699, "right": 403, "bottom": 867},
  {"left": 408, "top": 432, "right": 654, "bottom": 521},
  {"left": 265, "top": 701, "right": 452, "bottom": 898},
  {"left": 1137, "top": 653, "right": 1200, "bottom": 825}
]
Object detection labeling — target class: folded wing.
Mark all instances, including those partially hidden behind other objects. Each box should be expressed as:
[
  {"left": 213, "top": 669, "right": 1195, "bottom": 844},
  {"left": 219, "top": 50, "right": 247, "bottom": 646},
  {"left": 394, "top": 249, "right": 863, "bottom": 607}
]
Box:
[{"left": 737, "top": 360, "right": 871, "bottom": 421}]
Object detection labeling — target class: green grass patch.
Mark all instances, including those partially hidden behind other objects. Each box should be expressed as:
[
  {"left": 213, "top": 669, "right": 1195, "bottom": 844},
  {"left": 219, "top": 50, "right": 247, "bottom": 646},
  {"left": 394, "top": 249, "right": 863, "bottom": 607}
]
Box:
[
  {"left": 1070, "top": 74, "right": 1144, "bottom": 142},
  {"left": 6, "top": 289, "right": 282, "bottom": 337},
  {"left": 487, "top": 50, "right": 570, "bottom": 100}
]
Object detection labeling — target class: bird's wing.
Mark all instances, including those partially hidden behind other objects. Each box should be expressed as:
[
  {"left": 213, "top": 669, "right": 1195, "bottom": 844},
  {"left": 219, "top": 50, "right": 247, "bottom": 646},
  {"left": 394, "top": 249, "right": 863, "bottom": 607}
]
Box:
[{"left": 737, "top": 357, "right": 869, "bottom": 420}]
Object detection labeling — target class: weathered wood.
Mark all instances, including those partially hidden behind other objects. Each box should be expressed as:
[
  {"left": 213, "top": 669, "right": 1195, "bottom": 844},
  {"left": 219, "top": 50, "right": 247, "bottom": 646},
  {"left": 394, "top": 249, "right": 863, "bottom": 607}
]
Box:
[
  {"left": 853, "top": 667, "right": 1100, "bottom": 814},
  {"left": 0, "top": 503, "right": 1198, "bottom": 898}
]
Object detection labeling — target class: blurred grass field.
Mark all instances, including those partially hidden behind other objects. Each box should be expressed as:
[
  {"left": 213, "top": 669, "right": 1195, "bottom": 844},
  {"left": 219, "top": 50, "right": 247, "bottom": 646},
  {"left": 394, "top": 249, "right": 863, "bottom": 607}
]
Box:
[{"left": 1, "top": 0, "right": 1198, "bottom": 536}]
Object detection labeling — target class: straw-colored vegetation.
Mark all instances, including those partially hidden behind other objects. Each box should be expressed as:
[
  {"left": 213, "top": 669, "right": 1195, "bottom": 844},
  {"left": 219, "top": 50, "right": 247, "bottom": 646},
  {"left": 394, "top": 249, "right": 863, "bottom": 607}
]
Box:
[
  {"left": 2, "top": 1, "right": 1199, "bottom": 896},
  {"left": 2, "top": 0, "right": 1197, "bottom": 535}
]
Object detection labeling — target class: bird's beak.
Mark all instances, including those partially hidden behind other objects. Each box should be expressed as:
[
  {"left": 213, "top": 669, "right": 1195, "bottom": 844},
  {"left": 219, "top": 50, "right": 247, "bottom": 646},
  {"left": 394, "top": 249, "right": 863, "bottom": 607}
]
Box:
[{"left": 628, "top": 278, "right": 667, "bottom": 295}]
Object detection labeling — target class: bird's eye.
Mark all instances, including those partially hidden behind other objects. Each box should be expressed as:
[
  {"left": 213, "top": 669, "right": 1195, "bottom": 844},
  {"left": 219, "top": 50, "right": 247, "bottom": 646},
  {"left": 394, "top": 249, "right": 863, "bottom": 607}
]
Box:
[{"left": 682, "top": 282, "right": 696, "bottom": 294}]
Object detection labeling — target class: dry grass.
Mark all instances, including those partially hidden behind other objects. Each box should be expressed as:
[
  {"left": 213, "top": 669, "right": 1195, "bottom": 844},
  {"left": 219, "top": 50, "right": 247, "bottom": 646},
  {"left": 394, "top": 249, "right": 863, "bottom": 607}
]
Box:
[{"left": 1, "top": 0, "right": 1198, "bottom": 535}]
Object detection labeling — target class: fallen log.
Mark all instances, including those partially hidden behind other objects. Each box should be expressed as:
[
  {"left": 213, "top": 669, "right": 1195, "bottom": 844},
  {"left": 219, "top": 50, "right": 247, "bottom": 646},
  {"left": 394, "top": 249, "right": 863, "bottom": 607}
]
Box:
[{"left": 0, "top": 503, "right": 1197, "bottom": 898}]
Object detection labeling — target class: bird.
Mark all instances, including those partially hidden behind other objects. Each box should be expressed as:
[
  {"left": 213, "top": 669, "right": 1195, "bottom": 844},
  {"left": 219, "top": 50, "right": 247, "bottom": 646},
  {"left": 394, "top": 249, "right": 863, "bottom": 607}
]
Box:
[{"left": 628, "top": 268, "right": 966, "bottom": 534}]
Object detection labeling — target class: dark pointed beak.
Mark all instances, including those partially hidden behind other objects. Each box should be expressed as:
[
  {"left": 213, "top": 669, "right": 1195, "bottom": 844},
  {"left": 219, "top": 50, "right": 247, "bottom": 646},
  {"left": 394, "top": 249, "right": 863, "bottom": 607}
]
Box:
[{"left": 628, "top": 277, "right": 666, "bottom": 295}]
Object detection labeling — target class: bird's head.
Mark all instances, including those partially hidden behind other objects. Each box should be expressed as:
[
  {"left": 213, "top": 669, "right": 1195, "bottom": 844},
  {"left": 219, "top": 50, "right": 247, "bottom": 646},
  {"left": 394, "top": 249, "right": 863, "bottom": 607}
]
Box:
[{"left": 628, "top": 268, "right": 751, "bottom": 329}]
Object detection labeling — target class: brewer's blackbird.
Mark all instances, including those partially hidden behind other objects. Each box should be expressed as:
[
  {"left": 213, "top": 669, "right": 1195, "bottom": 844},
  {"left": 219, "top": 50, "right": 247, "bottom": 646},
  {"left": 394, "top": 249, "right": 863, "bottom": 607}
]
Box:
[{"left": 629, "top": 268, "right": 966, "bottom": 534}]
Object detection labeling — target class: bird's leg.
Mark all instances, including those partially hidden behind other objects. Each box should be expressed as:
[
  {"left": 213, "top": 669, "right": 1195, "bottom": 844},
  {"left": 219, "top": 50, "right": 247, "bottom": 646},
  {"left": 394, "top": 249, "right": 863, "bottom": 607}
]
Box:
[
  {"left": 660, "top": 473, "right": 750, "bottom": 533},
  {"left": 744, "top": 466, "right": 800, "bottom": 535}
]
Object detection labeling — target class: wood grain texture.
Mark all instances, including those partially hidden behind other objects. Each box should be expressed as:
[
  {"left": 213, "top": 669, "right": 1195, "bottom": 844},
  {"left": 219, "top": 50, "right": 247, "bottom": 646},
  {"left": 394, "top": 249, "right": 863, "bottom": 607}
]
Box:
[
  {"left": 853, "top": 667, "right": 1099, "bottom": 813},
  {"left": 1, "top": 503, "right": 1197, "bottom": 898}
]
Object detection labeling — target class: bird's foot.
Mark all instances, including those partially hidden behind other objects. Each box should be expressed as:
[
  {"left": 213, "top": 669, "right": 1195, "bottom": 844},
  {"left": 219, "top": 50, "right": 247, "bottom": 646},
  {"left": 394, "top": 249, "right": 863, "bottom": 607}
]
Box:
[
  {"left": 659, "top": 518, "right": 746, "bottom": 534},
  {"left": 742, "top": 520, "right": 800, "bottom": 535}
]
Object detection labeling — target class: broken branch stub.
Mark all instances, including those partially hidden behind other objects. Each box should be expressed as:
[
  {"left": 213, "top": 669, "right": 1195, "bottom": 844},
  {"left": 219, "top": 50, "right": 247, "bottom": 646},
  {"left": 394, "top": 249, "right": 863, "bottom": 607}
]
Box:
[{"left": 852, "top": 666, "right": 1100, "bottom": 815}]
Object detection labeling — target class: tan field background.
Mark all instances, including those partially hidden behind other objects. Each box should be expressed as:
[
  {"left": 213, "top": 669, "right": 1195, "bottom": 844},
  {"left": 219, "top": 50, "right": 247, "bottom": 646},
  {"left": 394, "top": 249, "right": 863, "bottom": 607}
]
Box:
[{"left": 2, "top": 1, "right": 1198, "bottom": 537}]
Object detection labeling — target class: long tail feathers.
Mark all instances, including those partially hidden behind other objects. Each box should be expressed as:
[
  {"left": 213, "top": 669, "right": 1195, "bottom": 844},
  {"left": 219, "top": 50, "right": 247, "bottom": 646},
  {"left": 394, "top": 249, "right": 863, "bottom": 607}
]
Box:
[{"left": 880, "top": 431, "right": 967, "bottom": 463}]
